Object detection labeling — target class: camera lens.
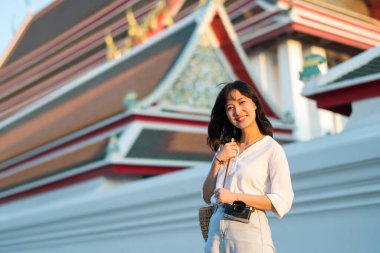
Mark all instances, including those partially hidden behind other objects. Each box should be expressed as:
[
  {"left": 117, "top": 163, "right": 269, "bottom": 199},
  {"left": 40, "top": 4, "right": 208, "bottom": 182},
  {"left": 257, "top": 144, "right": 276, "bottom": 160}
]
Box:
[{"left": 232, "top": 201, "right": 245, "bottom": 212}]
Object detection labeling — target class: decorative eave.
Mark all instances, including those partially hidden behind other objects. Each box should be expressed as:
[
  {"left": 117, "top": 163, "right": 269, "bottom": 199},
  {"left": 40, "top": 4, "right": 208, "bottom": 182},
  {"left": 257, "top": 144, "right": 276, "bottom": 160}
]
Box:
[
  {"left": 0, "top": 112, "right": 293, "bottom": 205},
  {"left": 239, "top": 0, "right": 380, "bottom": 49},
  {"left": 0, "top": 109, "right": 210, "bottom": 171},
  {"left": 302, "top": 46, "right": 380, "bottom": 115},
  {"left": 0, "top": 111, "right": 293, "bottom": 188},
  {"left": 0, "top": 109, "right": 211, "bottom": 204}
]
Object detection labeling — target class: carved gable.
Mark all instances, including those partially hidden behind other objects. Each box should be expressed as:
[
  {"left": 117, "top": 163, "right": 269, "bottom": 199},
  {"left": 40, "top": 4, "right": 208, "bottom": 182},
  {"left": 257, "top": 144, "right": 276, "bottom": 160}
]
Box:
[{"left": 160, "top": 34, "right": 234, "bottom": 111}]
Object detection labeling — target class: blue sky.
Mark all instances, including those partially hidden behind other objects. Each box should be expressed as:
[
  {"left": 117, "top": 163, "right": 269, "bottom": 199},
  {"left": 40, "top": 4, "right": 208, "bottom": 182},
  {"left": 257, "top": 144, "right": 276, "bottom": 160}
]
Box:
[{"left": 0, "top": 0, "right": 54, "bottom": 60}]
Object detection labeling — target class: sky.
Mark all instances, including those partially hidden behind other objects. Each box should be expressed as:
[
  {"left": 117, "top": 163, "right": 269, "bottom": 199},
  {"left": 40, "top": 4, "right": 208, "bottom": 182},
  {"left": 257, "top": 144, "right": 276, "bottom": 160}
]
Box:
[{"left": 0, "top": 0, "right": 54, "bottom": 60}]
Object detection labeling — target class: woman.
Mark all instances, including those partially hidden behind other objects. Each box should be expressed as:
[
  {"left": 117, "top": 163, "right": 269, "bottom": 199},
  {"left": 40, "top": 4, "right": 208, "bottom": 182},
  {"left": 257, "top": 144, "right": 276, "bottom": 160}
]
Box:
[{"left": 203, "top": 80, "right": 294, "bottom": 253}]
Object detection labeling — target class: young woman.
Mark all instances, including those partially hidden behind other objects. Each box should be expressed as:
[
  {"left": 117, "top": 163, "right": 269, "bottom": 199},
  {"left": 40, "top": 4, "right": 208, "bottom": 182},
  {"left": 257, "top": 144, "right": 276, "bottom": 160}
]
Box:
[{"left": 203, "top": 80, "right": 294, "bottom": 253}]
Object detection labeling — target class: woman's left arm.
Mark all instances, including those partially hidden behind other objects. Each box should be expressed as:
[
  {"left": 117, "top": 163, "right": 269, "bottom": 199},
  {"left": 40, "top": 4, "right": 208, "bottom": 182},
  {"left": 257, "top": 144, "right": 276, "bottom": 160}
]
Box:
[
  {"left": 214, "top": 188, "right": 274, "bottom": 211},
  {"left": 265, "top": 145, "right": 294, "bottom": 218}
]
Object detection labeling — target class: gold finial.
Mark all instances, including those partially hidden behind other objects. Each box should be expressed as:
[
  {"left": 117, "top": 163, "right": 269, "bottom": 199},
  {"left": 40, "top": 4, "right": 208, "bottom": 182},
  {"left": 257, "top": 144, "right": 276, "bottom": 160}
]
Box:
[
  {"left": 126, "top": 9, "right": 139, "bottom": 37},
  {"left": 146, "top": 1, "right": 163, "bottom": 31},
  {"left": 156, "top": 1, "right": 166, "bottom": 11},
  {"left": 127, "top": 9, "right": 147, "bottom": 42},
  {"left": 149, "top": 15, "right": 158, "bottom": 30},
  {"left": 105, "top": 33, "right": 121, "bottom": 60},
  {"left": 126, "top": 9, "right": 137, "bottom": 26},
  {"left": 124, "top": 37, "right": 133, "bottom": 51},
  {"left": 162, "top": 8, "right": 173, "bottom": 26}
]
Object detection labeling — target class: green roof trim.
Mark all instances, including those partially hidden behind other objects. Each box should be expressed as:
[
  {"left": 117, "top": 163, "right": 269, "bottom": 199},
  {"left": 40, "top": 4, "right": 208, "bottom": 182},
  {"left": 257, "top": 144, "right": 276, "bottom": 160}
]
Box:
[{"left": 328, "top": 56, "right": 380, "bottom": 85}]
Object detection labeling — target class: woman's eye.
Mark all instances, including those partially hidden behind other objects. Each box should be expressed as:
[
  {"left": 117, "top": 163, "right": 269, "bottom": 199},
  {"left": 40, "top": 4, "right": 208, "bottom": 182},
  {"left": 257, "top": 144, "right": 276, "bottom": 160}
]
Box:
[
  {"left": 239, "top": 101, "right": 246, "bottom": 104},
  {"left": 226, "top": 107, "right": 233, "bottom": 111}
]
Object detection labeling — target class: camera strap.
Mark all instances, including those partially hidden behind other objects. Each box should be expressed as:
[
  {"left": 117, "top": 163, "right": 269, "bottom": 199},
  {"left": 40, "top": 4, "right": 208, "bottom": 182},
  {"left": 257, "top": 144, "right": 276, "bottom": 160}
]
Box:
[
  {"left": 222, "top": 159, "right": 230, "bottom": 188},
  {"left": 222, "top": 138, "right": 239, "bottom": 188}
]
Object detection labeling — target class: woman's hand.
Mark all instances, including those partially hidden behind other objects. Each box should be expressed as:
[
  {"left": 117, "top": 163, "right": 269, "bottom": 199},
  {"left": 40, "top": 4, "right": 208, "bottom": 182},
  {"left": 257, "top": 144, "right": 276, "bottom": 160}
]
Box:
[
  {"left": 214, "top": 188, "right": 237, "bottom": 204},
  {"left": 202, "top": 139, "right": 237, "bottom": 204},
  {"left": 215, "top": 139, "right": 238, "bottom": 163}
]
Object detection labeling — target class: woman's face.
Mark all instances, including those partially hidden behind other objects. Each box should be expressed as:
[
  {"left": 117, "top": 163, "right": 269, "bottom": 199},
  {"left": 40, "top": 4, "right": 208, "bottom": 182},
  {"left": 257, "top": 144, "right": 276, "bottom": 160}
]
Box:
[{"left": 225, "top": 89, "right": 257, "bottom": 130}]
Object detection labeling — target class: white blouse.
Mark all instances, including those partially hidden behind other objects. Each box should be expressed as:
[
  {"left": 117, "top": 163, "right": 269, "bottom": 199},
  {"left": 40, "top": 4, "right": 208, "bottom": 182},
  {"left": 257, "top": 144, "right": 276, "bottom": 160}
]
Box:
[{"left": 211, "top": 135, "right": 294, "bottom": 219}]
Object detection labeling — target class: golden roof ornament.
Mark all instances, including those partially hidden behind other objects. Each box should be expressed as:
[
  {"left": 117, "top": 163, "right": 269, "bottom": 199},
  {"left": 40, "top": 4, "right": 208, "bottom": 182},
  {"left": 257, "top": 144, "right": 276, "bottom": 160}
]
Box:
[
  {"left": 105, "top": 0, "right": 177, "bottom": 60},
  {"left": 105, "top": 33, "right": 121, "bottom": 60}
]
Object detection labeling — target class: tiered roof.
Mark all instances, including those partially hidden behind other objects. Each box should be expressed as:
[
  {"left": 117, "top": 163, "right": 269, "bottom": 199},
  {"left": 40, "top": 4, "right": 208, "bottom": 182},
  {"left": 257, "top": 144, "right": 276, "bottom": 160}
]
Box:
[
  {"left": 0, "top": 1, "right": 292, "bottom": 204},
  {"left": 2, "top": 1, "right": 380, "bottom": 119},
  {"left": 302, "top": 45, "right": 380, "bottom": 115},
  {"left": 2, "top": 0, "right": 379, "bottom": 203}
]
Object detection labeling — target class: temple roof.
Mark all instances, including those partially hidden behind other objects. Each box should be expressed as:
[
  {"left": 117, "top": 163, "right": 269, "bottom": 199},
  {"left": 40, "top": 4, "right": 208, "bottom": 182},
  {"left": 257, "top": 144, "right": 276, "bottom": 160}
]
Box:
[
  {"left": 3, "top": 0, "right": 113, "bottom": 65},
  {"left": 0, "top": 117, "right": 212, "bottom": 204},
  {"left": 0, "top": 0, "right": 185, "bottom": 121},
  {"left": 308, "top": 0, "right": 370, "bottom": 17},
  {"left": 328, "top": 56, "right": 380, "bottom": 84},
  {"left": 126, "top": 129, "right": 211, "bottom": 161},
  {"left": 0, "top": 1, "right": 292, "bottom": 204},
  {"left": 0, "top": 22, "right": 195, "bottom": 164},
  {"left": 302, "top": 45, "right": 380, "bottom": 115},
  {"left": 3, "top": 0, "right": 380, "bottom": 70}
]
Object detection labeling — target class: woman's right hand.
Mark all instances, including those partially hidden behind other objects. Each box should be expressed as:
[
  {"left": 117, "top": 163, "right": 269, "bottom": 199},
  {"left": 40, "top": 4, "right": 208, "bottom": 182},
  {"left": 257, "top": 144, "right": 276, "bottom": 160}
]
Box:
[
  {"left": 215, "top": 139, "right": 238, "bottom": 163},
  {"left": 203, "top": 138, "right": 238, "bottom": 203}
]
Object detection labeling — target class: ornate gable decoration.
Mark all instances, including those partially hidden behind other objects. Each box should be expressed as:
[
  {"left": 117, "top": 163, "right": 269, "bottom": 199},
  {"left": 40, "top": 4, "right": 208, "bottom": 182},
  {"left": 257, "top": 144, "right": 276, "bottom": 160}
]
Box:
[{"left": 160, "top": 34, "right": 234, "bottom": 111}]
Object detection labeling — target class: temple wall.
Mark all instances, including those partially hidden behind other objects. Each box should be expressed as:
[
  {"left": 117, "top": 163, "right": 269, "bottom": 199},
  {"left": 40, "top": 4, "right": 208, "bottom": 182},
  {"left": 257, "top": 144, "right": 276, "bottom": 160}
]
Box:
[{"left": 1, "top": 98, "right": 380, "bottom": 253}]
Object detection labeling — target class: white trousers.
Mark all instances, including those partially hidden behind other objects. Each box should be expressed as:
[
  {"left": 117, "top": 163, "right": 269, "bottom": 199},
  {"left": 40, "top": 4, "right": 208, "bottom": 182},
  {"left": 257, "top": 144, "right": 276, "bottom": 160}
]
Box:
[{"left": 205, "top": 205, "right": 276, "bottom": 253}]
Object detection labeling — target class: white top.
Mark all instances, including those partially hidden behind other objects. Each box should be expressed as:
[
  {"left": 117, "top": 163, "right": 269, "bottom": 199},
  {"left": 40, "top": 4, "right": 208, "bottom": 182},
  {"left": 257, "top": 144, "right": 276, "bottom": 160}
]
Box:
[{"left": 211, "top": 135, "right": 294, "bottom": 219}]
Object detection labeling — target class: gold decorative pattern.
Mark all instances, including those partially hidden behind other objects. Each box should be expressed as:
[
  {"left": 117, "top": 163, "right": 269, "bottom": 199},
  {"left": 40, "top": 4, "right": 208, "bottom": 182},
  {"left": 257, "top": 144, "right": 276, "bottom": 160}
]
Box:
[
  {"left": 161, "top": 34, "right": 232, "bottom": 110},
  {"left": 105, "top": 0, "right": 175, "bottom": 60}
]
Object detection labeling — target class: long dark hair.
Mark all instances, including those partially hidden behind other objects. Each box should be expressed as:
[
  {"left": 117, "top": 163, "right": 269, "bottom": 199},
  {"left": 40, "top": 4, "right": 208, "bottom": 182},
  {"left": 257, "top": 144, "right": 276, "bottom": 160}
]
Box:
[{"left": 207, "top": 80, "right": 273, "bottom": 151}]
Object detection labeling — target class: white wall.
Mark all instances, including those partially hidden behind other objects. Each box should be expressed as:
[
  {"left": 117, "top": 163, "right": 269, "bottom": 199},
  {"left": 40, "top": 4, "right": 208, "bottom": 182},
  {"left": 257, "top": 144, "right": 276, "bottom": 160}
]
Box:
[{"left": 1, "top": 98, "right": 379, "bottom": 253}]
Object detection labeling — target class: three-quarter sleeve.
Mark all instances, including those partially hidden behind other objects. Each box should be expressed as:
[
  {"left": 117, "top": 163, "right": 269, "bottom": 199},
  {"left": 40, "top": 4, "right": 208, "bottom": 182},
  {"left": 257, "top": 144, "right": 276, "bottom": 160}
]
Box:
[{"left": 266, "top": 145, "right": 294, "bottom": 219}]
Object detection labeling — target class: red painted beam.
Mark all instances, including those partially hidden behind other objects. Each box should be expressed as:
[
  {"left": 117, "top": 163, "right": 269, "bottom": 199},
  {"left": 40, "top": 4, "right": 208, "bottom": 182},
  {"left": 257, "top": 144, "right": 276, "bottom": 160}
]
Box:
[
  {"left": 306, "top": 79, "right": 380, "bottom": 115},
  {"left": 0, "top": 114, "right": 208, "bottom": 173},
  {"left": 112, "top": 164, "right": 183, "bottom": 175}
]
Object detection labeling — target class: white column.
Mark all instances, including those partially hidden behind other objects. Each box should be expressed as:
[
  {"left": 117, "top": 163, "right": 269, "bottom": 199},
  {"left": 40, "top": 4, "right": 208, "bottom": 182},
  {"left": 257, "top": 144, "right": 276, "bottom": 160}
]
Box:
[
  {"left": 249, "top": 50, "right": 271, "bottom": 93},
  {"left": 310, "top": 46, "right": 337, "bottom": 135},
  {"left": 278, "top": 39, "right": 312, "bottom": 140},
  {"left": 248, "top": 49, "right": 279, "bottom": 106},
  {"left": 308, "top": 46, "right": 348, "bottom": 135},
  {"left": 249, "top": 50, "right": 267, "bottom": 91},
  {"left": 266, "top": 50, "right": 281, "bottom": 105},
  {"left": 333, "top": 113, "right": 347, "bottom": 133}
]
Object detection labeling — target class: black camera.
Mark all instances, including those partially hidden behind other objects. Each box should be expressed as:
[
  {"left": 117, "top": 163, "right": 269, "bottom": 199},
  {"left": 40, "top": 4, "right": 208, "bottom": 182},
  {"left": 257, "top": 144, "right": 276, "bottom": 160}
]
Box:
[{"left": 223, "top": 201, "right": 253, "bottom": 223}]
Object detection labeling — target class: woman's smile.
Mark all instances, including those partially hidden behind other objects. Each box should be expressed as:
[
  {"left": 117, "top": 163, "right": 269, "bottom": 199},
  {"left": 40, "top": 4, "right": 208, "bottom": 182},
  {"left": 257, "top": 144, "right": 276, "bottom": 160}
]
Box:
[
  {"left": 226, "top": 90, "right": 257, "bottom": 130},
  {"left": 235, "top": 115, "right": 247, "bottom": 122}
]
